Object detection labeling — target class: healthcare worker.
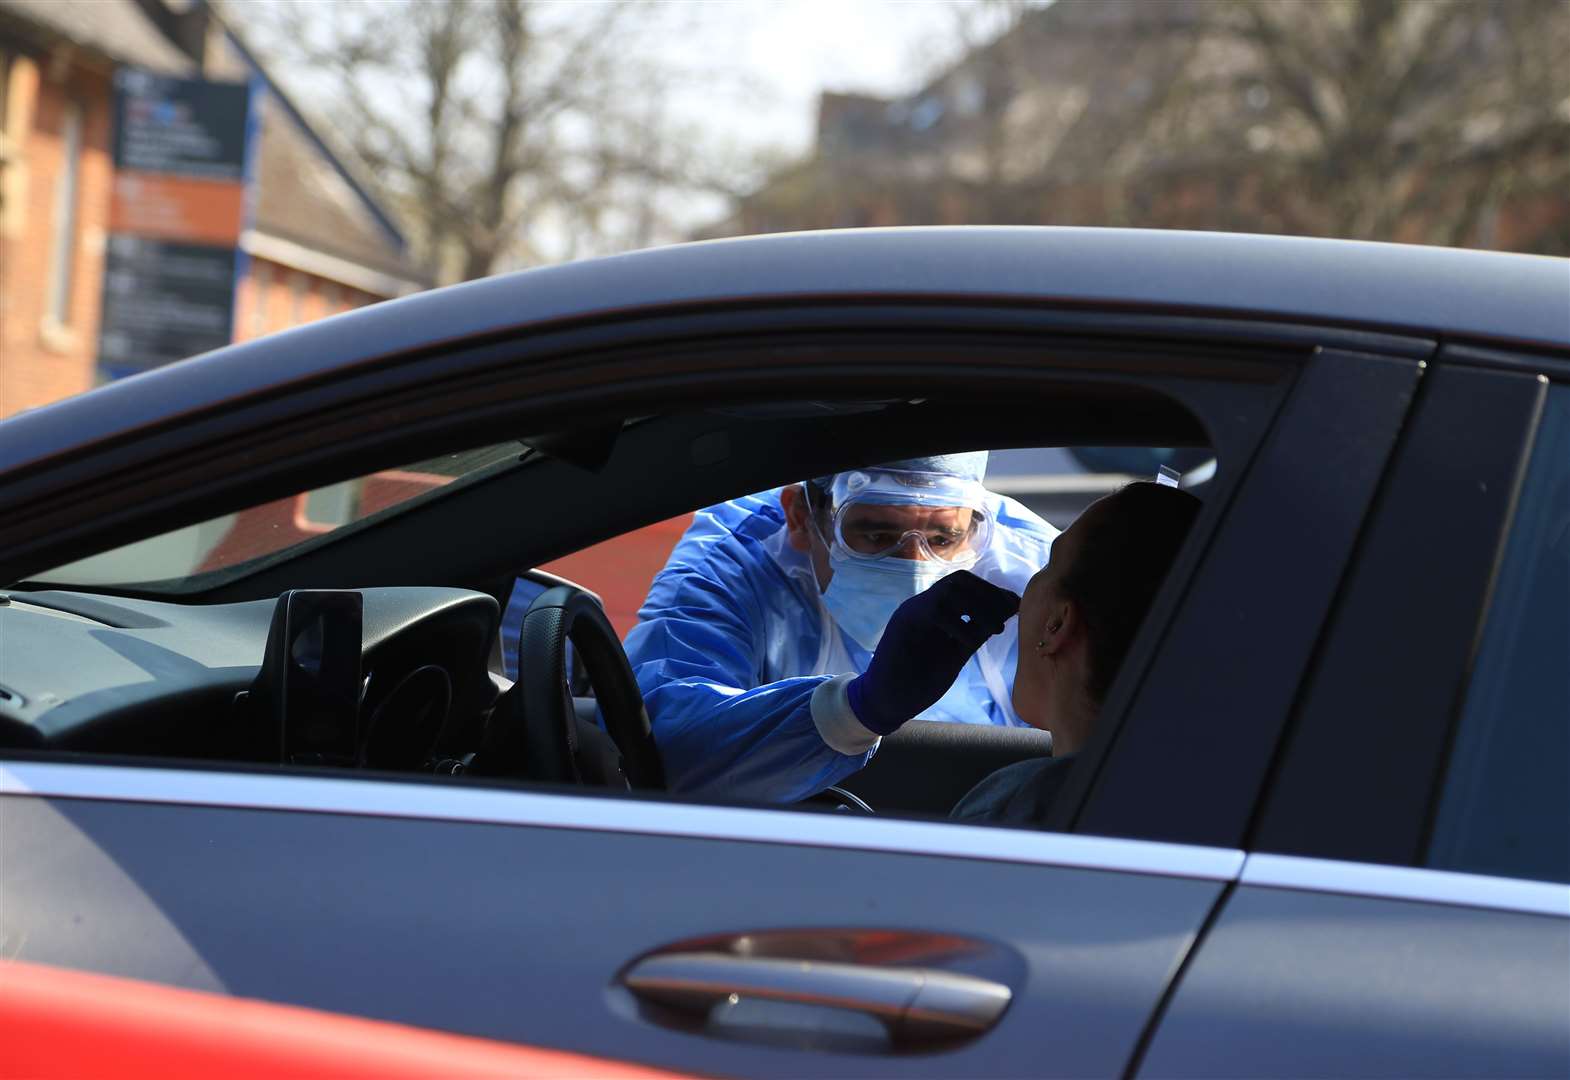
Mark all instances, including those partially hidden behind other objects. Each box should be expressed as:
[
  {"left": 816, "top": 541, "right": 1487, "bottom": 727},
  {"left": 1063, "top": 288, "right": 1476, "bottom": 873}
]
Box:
[{"left": 623, "top": 453, "right": 1058, "bottom": 803}]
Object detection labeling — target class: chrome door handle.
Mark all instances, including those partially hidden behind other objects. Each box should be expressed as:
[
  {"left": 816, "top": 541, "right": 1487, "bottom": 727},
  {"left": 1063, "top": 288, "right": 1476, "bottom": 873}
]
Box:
[{"left": 622, "top": 950, "right": 1011, "bottom": 1044}]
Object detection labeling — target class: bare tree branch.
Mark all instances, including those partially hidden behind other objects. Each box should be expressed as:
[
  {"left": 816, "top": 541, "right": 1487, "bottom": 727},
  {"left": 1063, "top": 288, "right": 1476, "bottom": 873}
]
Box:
[{"left": 242, "top": 0, "right": 745, "bottom": 280}]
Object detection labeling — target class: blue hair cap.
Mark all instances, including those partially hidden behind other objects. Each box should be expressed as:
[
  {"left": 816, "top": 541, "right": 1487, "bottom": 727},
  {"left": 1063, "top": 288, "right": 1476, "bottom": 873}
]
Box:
[
  {"left": 810, "top": 452, "right": 990, "bottom": 492},
  {"left": 875, "top": 451, "right": 989, "bottom": 483}
]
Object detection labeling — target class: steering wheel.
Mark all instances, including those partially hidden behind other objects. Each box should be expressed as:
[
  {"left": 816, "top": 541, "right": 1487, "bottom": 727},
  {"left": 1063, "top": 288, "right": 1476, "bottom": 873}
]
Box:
[
  {"left": 803, "top": 785, "right": 876, "bottom": 813},
  {"left": 487, "top": 585, "right": 665, "bottom": 790}
]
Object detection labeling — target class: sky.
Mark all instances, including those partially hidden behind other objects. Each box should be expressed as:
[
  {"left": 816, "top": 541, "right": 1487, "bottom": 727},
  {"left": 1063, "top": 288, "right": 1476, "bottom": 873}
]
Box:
[{"left": 662, "top": 0, "right": 985, "bottom": 156}]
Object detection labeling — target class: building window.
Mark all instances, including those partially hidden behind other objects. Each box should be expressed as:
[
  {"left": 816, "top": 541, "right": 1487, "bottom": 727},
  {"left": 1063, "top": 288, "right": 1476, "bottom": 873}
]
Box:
[
  {"left": 45, "top": 100, "right": 84, "bottom": 327},
  {"left": 250, "top": 260, "right": 272, "bottom": 338}
]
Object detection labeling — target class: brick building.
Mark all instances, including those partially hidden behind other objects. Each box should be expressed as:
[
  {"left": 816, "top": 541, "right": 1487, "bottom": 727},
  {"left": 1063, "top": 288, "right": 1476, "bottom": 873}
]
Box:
[{"left": 0, "top": 0, "right": 426, "bottom": 419}]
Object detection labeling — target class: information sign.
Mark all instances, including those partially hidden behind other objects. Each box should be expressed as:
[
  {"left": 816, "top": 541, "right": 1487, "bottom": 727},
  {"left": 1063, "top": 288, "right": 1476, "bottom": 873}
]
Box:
[{"left": 97, "top": 69, "right": 257, "bottom": 377}]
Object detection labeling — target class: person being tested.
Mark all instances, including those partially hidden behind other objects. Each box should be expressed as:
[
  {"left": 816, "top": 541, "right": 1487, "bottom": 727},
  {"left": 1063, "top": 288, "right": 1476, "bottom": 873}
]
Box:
[
  {"left": 623, "top": 453, "right": 1056, "bottom": 802},
  {"left": 952, "top": 479, "right": 1202, "bottom": 825}
]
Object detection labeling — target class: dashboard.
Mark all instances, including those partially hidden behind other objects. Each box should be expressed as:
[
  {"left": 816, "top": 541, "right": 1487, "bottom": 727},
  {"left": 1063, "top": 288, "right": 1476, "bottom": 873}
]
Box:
[{"left": 0, "top": 588, "right": 500, "bottom": 765}]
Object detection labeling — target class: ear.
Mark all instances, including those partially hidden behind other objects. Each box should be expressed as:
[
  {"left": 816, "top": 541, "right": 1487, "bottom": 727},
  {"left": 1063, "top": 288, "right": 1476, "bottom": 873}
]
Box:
[
  {"left": 1038, "top": 598, "right": 1080, "bottom": 656},
  {"left": 780, "top": 484, "right": 814, "bottom": 554}
]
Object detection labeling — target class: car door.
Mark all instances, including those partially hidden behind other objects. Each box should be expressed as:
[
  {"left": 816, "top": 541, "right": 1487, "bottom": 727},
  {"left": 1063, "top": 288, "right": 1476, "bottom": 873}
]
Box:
[
  {"left": 0, "top": 309, "right": 1428, "bottom": 1077},
  {"left": 2, "top": 768, "right": 1234, "bottom": 1078},
  {"left": 1137, "top": 351, "right": 1570, "bottom": 1077}
]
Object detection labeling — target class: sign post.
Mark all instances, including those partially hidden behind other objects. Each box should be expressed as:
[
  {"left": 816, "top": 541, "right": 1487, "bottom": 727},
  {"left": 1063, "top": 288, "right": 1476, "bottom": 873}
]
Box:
[{"left": 97, "top": 68, "right": 257, "bottom": 378}]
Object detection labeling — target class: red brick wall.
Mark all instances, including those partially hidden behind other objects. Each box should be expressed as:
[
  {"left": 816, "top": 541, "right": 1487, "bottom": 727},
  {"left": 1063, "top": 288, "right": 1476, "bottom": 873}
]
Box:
[
  {"left": 0, "top": 53, "right": 387, "bottom": 419},
  {"left": 0, "top": 53, "right": 113, "bottom": 418},
  {"left": 233, "top": 258, "right": 378, "bottom": 342}
]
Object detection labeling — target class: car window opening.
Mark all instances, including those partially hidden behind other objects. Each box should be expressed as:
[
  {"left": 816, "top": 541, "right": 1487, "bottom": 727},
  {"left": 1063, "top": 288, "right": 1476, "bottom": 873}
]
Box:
[{"left": 0, "top": 420, "right": 1212, "bottom": 841}]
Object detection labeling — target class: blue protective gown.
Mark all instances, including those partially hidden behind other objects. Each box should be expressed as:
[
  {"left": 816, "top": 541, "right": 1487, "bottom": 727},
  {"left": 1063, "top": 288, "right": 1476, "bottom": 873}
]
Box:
[{"left": 622, "top": 487, "right": 1058, "bottom": 803}]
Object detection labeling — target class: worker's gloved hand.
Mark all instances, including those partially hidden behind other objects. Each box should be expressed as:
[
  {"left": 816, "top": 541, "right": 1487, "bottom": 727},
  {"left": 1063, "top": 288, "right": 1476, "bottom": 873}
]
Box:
[{"left": 846, "top": 570, "right": 1021, "bottom": 736}]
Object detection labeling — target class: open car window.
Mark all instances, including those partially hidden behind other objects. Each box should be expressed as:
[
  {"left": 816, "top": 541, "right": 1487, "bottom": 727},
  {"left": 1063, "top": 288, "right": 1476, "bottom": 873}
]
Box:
[{"left": 3, "top": 366, "right": 1249, "bottom": 842}]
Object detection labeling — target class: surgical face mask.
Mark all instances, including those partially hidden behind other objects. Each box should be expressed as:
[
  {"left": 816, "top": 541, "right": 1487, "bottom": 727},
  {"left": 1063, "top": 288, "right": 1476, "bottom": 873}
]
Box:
[{"left": 820, "top": 549, "right": 957, "bottom": 652}]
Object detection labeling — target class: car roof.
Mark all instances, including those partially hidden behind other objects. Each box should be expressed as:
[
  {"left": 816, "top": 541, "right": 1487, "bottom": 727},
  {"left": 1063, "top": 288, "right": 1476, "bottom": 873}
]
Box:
[{"left": 3, "top": 227, "right": 1567, "bottom": 477}]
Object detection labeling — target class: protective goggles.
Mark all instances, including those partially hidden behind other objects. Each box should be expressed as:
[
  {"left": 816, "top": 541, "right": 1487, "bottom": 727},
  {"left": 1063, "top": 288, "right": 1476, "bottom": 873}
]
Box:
[{"left": 810, "top": 469, "right": 993, "bottom": 563}]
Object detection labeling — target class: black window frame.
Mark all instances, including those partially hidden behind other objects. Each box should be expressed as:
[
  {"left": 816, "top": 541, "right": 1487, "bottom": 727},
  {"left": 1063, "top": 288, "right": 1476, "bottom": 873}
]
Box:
[
  {"left": 1248, "top": 351, "right": 1554, "bottom": 868},
  {"left": 1056, "top": 347, "right": 1428, "bottom": 849},
  {"left": 1431, "top": 375, "right": 1570, "bottom": 879}
]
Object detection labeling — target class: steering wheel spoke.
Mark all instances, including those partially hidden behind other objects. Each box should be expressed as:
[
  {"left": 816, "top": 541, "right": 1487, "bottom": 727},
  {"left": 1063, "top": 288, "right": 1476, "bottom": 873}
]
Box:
[{"left": 479, "top": 585, "right": 665, "bottom": 790}]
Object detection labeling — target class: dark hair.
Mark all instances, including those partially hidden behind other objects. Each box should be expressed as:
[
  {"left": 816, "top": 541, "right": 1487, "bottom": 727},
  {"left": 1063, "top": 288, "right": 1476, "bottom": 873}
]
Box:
[
  {"left": 804, "top": 479, "right": 833, "bottom": 522},
  {"left": 1058, "top": 482, "right": 1202, "bottom": 703}
]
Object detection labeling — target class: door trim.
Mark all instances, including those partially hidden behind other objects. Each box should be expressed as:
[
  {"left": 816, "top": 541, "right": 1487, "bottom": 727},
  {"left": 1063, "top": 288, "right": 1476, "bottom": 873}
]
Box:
[
  {"left": 1241, "top": 852, "right": 1569, "bottom": 918},
  {"left": 0, "top": 760, "right": 1243, "bottom": 881}
]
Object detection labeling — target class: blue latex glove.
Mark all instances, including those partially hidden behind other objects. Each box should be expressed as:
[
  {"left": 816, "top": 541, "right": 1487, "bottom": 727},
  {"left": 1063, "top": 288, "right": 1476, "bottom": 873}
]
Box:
[{"left": 846, "top": 569, "right": 1021, "bottom": 736}]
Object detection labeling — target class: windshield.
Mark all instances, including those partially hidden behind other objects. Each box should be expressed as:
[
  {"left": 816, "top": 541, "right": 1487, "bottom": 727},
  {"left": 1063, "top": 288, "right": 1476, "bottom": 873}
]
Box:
[{"left": 30, "top": 443, "right": 524, "bottom": 591}]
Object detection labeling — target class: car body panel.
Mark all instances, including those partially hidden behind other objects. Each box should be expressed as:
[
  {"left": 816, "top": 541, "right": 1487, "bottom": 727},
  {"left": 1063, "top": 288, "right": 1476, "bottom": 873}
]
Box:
[
  {"left": 1138, "top": 883, "right": 1570, "bottom": 1078},
  {"left": 0, "top": 776, "right": 1232, "bottom": 1078}
]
